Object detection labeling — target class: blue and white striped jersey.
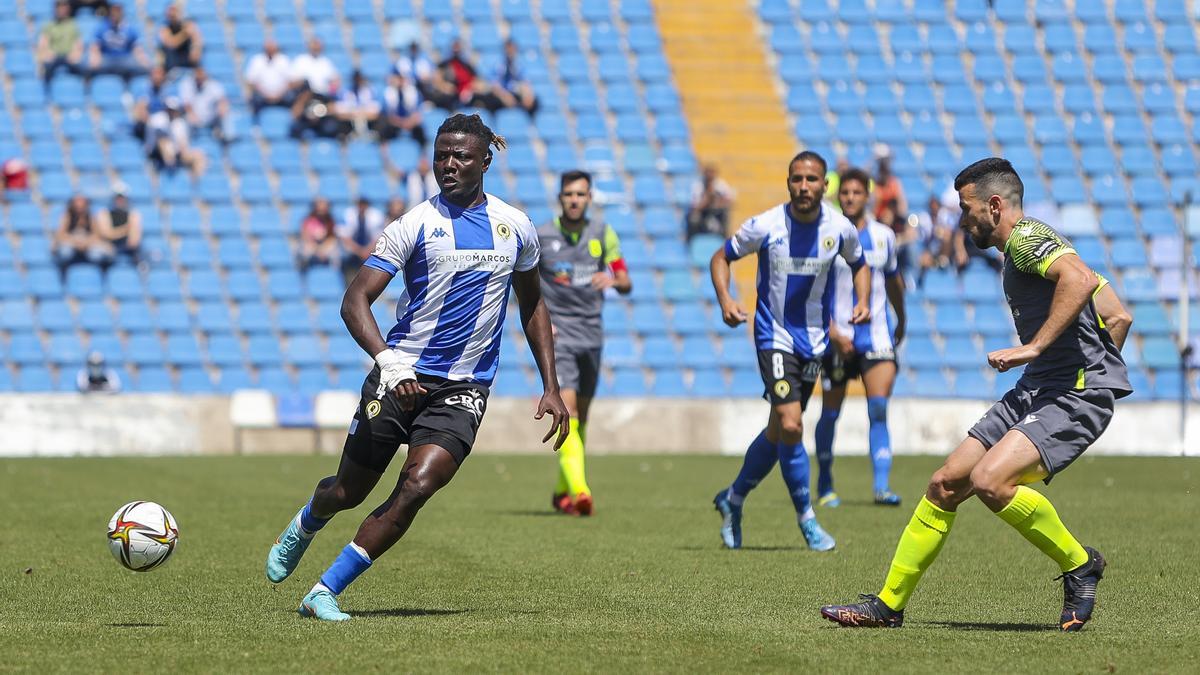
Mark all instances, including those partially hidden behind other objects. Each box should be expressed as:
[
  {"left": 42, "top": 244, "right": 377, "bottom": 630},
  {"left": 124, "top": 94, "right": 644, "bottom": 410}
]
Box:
[
  {"left": 831, "top": 219, "right": 899, "bottom": 357},
  {"left": 364, "top": 193, "right": 540, "bottom": 386},
  {"left": 725, "top": 203, "right": 864, "bottom": 358}
]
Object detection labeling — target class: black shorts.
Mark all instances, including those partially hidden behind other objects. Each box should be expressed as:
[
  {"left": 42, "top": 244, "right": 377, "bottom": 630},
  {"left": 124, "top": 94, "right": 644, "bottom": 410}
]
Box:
[
  {"left": 821, "top": 348, "right": 896, "bottom": 389},
  {"left": 343, "top": 367, "right": 490, "bottom": 471},
  {"left": 554, "top": 342, "right": 602, "bottom": 398},
  {"left": 966, "top": 383, "right": 1116, "bottom": 483},
  {"left": 757, "top": 349, "right": 820, "bottom": 408}
]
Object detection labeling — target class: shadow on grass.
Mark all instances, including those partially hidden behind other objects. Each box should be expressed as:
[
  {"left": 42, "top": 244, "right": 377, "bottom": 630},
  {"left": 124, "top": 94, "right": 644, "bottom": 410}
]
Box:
[
  {"left": 354, "top": 608, "right": 468, "bottom": 618},
  {"left": 107, "top": 623, "right": 166, "bottom": 628},
  {"left": 675, "top": 545, "right": 804, "bottom": 552},
  {"left": 924, "top": 620, "right": 1053, "bottom": 633},
  {"left": 494, "top": 510, "right": 568, "bottom": 518}
]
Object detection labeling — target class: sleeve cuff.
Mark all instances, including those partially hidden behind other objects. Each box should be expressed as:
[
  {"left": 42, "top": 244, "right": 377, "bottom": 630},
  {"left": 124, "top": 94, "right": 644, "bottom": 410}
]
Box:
[
  {"left": 364, "top": 254, "right": 399, "bottom": 276},
  {"left": 723, "top": 239, "right": 741, "bottom": 261},
  {"left": 847, "top": 256, "right": 865, "bottom": 272}
]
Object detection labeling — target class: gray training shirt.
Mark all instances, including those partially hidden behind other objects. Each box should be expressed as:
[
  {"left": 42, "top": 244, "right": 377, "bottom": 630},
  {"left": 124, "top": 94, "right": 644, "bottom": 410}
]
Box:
[
  {"left": 1001, "top": 218, "right": 1132, "bottom": 397},
  {"left": 536, "top": 218, "right": 624, "bottom": 348}
]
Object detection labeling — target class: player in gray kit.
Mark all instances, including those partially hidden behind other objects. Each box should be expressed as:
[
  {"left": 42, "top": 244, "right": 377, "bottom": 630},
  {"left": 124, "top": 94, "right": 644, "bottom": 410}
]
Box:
[
  {"left": 822, "top": 158, "right": 1132, "bottom": 632},
  {"left": 537, "top": 170, "right": 632, "bottom": 515}
]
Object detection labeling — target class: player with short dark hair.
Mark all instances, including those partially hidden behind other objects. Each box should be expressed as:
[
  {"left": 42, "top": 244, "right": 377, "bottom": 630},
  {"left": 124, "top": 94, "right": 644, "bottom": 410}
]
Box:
[
  {"left": 814, "top": 167, "right": 907, "bottom": 508},
  {"left": 538, "top": 169, "right": 632, "bottom": 515},
  {"left": 264, "top": 113, "right": 570, "bottom": 621},
  {"left": 710, "top": 150, "right": 873, "bottom": 551},
  {"left": 821, "top": 157, "right": 1132, "bottom": 631}
]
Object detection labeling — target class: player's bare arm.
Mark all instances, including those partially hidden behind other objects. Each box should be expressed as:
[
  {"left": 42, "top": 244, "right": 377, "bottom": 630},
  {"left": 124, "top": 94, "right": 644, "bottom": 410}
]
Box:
[
  {"left": 885, "top": 272, "right": 907, "bottom": 346},
  {"left": 850, "top": 263, "right": 872, "bottom": 324},
  {"left": 513, "top": 266, "right": 570, "bottom": 449},
  {"left": 342, "top": 267, "right": 427, "bottom": 409},
  {"left": 710, "top": 246, "right": 747, "bottom": 327},
  {"left": 987, "top": 252, "right": 1095, "bottom": 372},
  {"left": 1092, "top": 282, "right": 1133, "bottom": 351}
]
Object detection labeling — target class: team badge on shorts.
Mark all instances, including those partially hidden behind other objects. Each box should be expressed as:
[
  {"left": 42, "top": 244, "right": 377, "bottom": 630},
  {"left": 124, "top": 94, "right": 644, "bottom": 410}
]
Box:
[
  {"left": 774, "top": 379, "right": 791, "bottom": 399},
  {"left": 365, "top": 400, "right": 382, "bottom": 419},
  {"left": 495, "top": 222, "right": 512, "bottom": 240}
]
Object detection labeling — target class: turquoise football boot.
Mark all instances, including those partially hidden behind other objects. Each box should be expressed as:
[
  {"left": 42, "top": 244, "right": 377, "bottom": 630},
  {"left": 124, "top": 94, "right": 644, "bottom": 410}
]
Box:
[
  {"left": 800, "top": 517, "right": 836, "bottom": 552},
  {"left": 298, "top": 588, "right": 351, "bottom": 622},
  {"left": 713, "top": 489, "right": 742, "bottom": 549},
  {"left": 266, "top": 509, "right": 312, "bottom": 583}
]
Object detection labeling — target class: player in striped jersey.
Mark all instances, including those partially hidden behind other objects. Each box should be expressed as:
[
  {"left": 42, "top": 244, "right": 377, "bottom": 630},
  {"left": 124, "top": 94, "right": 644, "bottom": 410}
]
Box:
[
  {"left": 264, "top": 114, "right": 570, "bottom": 621},
  {"left": 710, "top": 151, "right": 873, "bottom": 552},
  {"left": 815, "top": 168, "right": 907, "bottom": 508}
]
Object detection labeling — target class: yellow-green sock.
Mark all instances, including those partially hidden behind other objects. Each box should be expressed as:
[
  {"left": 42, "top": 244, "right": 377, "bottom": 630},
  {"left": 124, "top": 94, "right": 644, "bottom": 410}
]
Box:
[
  {"left": 995, "top": 485, "right": 1089, "bottom": 572},
  {"left": 558, "top": 418, "right": 590, "bottom": 496},
  {"left": 878, "top": 496, "right": 957, "bottom": 611}
]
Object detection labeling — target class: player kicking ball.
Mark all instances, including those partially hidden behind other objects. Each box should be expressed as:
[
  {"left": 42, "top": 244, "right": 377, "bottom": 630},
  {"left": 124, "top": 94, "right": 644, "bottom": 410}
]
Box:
[
  {"left": 815, "top": 168, "right": 907, "bottom": 508},
  {"left": 710, "top": 151, "right": 873, "bottom": 552},
  {"left": 538, "top": 170, "right": 632, "bottom": 516},
  {"left": 264, "top": 114, "right": 569, "bottom": 621},
  {"left": 821, "top": 158, "right": 1132, "bottom": 631}
]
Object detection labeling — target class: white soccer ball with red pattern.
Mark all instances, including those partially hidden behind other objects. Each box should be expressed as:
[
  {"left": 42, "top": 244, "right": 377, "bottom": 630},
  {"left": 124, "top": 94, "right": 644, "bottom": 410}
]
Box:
[{"left": 106, "top": 501, "right": 179, "bottom": 572}]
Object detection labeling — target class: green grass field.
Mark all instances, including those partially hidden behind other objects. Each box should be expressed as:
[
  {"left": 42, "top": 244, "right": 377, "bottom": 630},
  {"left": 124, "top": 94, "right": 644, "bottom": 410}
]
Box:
[{"left": 2, "top": 453, "right": 1197, "bottom": 673}]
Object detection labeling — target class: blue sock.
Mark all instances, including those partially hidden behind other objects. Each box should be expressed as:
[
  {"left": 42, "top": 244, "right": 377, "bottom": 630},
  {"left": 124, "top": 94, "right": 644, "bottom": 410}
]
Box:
[
  {"left": 815, "top": 408, "right": 840, "bottom": 496},
  {"left": 867, "top": 396, "right": 893, "bottom": 494},
  {"left": 778, "top": 440, "right": 814, "bottom": 521},
  {"left": 318, "top": 543, "right": 372, "bottom": 595},
  {"left": 729, "top": 429, "right": 778, "bottom": 502},
  {"left": 299, "top": 499, "right": 329, "bottom": 536}
]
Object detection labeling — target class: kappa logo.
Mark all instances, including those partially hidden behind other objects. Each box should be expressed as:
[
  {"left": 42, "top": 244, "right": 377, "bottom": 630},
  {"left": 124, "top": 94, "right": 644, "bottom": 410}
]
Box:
[{"left": 431, "top": 226, "right": 449, "bottom": 238}]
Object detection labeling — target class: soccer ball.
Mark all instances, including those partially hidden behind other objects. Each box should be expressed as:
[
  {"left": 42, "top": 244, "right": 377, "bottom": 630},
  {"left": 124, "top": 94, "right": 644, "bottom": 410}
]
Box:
[{"left": 106, "top": 501, "right": 179, "bottom": 572}]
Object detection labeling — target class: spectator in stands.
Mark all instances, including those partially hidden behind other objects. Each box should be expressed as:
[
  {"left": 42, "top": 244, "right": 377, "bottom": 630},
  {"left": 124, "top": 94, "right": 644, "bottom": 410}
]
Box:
[
  {"left": 871, "top": 145, "right": 907, "bottom": 229},
  {"left": 38, "top": 1, "right": 85, "bottom": 93},
  {"left": 244, "top": 39, "right": 293, "bottom": 121},
  {"left": 337, "top": 196, "right": 387, "bottom": 284},
  {"left": 384, "top": 196, "right": 407, "bottom": 223},
  {"left": 94, "top": 185, "right": 143, "bottom": 269},
  {"left": 298, "top": 197, "right": 339, "bottom": 272},
  {"left": 916, "top": 194, "right": 954, "bottom": 286},
  {"left": 493, "top": 39, "right": 538, "bottom": 116},
  {"left": 53, "top": 194, "right": 109, "bottom": 280},
  {"left": 289, "top": 38, "right": 341, "bottom": 139},
  {"left": 87, "top": 3, "right": 149, "bottom": 84},
  {"left": 952, "top": 224, "right": 1004, "bottom": 274},
  {"left": 77, "top": 351, "right": 121, "bottom": 393},
  {"left": 428, "top": 39, "right": 498, "bottom": 111},
  {"left": 379, "top": 70, "right": 426, "bottom": 146},
  {"left": 824, "top": 156, "right": 851, "bottom": 209},
  {"left": 405, "top": 156, "right": 439, "bottom": 206},
  {"left": 2, "top": 158, "right": 29, "bottom": 200},
  {"left": 157, "top": 3, "right": 202, "bottom": 76},
  {"left": 394, "top": 40, "right": 435, "bottom": 100},
  {"left": 131, "top": 64, "right": 169, "bottom": 143},
  {"left": 147, "top": 96, "right": 206, "bottom": 178},
  {"left": 69, "top": 0, "right": 109, "bottom": 17},
  {"left": 179, "top": 64, "right": 233, "bottom": 143},
  {"left": 686, "top": 163, "right": 735, "bottom": 240},
  {"left": 331, "top": 70, "right": 382, "bottom": 140}
]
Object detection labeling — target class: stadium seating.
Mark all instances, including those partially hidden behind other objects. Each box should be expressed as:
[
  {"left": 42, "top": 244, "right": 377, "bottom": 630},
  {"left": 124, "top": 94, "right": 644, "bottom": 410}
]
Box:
[{"left": 0, "top": 0, "right": 1195, "bottom": 400}]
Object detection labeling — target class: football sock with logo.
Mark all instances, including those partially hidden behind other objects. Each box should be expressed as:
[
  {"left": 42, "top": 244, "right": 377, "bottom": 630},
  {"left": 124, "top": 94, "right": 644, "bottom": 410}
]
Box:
[
  {"left": 316, "top": 543, "right": 372, "bottom": 595},
  {"left": 814, "top": 408, "right": 840, "bottom": 496},
  {"left": 777, "top": 440, "right": 815, "bottom": 521},
  {"left": 559, "top": 418, "right": 590, "bottom": 496},
  {"left": 729, "top": 429, "right": 777, "bottom": 503},
  {"left": 877, "top": 497, "right": 957, "bottom": 611},
  {"left": 867, "top": 397, "right": 893, "bottom": 494},
  {"left": 299, "top": 498, "right": 329, "bottom": 538},
  {"left": 994, "top": 486, "right": 1089, "bottom": 572}
]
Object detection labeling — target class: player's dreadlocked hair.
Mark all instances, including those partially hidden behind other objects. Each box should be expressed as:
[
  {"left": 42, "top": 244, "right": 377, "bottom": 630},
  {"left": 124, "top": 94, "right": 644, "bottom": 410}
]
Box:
[{"left": 435, "top": 113, "right": 508, "bottom": 156}]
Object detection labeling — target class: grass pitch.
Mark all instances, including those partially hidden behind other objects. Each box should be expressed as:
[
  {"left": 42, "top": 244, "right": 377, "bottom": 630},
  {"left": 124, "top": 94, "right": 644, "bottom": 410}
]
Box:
[{"left": 2, "top": 453, "right": 1197, "bottom": 673}]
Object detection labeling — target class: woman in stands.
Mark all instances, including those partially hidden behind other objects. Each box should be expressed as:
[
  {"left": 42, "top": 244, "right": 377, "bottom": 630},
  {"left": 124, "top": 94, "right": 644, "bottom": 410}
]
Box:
[{"left": 298, "top": 197, "right": 339, "bottom": 272}]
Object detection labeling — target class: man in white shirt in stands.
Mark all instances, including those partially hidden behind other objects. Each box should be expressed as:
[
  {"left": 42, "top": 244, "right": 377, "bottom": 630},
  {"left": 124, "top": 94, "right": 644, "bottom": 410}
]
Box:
[
  {"left": 289, "top": 37, "right": 340, "bottom": 139},
  {"left": 244, "top": 38, "right": 292, "bottom": 121},
  {"left": 406, "top": 156, "right": 439, "bottom": 207},
  {"left": 178, "top": 64, "right": 234, "bottom": 143}
]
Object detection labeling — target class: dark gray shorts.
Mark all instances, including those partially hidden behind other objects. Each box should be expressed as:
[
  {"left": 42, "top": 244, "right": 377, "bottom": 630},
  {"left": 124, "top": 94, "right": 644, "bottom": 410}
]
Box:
[
  {"left": 967, "top": 383, "right": 1116, "bottom": 483},
  {"left": 555, "top": 343, "right": 602, "bottom": 398}
]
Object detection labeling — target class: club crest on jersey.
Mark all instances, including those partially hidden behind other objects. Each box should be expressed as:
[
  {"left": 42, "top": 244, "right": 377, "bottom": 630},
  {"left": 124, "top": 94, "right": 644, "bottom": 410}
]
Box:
[
  {"left": 822, "top": 236, "right": 836, "bottom": 252},
  {"left": 495, "top": 222, "right": 512, "bottom": 240},
  {"left": 773, "top": 379, "right": 791, "bottom": 399},
  {"left": 588, "top": 239, "right": 602, "bottom": 257},
  {"left": 365, "top": 400, "right": 382, "bottom": 419}
]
